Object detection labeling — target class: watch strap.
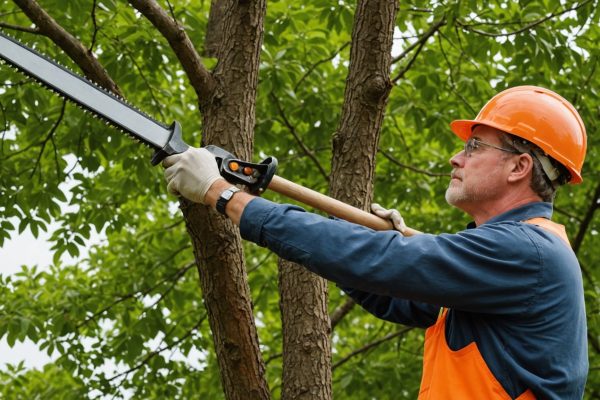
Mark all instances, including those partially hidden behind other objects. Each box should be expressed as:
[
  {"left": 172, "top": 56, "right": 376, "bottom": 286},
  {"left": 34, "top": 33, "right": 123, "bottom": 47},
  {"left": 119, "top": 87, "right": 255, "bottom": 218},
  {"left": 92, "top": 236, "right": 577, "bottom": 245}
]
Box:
[{"left": 216, "top": 186, "right": 241, "bottom": 215}]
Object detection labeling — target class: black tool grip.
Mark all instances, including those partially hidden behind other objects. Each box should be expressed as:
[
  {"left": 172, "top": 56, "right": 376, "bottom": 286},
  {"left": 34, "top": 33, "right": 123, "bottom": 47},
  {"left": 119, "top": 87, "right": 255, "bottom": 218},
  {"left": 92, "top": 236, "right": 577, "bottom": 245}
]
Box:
[
  {"left": 205, "top": 145, "right": 278, "bottom": 195},
  {"left": 151, "top": 121, "right": 189, "bottom": 165}
]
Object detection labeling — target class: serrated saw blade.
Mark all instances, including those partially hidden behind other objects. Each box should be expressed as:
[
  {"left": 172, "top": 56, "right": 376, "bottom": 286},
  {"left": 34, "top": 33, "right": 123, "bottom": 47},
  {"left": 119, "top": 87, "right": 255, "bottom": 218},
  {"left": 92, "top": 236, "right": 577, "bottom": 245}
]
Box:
[{"left": 0, "top": 31, "right": 173, "bottom": 152}]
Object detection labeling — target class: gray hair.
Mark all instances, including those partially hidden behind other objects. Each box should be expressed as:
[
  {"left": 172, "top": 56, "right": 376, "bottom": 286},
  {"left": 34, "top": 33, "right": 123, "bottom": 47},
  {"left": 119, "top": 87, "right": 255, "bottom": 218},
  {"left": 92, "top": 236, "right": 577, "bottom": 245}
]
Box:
[{"left": 498, "top": 133, "right": 570, "bottom": 203}]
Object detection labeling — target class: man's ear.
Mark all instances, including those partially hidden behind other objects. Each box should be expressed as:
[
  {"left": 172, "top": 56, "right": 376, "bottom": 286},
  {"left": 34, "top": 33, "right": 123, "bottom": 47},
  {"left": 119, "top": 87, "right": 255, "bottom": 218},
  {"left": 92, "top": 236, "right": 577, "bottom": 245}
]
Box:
[{"left": 507, "top": 153, "right": 534, "bottom": 183}]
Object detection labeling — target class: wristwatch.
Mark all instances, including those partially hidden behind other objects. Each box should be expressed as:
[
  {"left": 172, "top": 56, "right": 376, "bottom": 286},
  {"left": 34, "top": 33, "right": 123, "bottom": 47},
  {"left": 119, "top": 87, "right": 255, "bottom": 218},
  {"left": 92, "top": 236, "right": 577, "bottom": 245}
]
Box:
[{"left": 216, "top": 186, "right": 241, "bottom": 215}]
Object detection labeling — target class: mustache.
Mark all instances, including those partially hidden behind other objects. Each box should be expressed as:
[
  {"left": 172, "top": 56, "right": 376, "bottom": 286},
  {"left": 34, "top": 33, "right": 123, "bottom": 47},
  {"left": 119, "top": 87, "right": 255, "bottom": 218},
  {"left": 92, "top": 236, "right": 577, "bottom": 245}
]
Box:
[{"left": 450, "top": 171, "right": 462, "bottom": 180}]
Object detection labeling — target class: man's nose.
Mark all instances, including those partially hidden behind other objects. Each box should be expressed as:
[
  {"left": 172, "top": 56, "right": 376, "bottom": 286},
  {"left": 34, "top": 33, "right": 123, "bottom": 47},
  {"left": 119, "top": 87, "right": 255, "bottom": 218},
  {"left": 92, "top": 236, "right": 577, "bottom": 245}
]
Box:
[{"left": 449, "top": 150, "right": 465, "bottom": 168}]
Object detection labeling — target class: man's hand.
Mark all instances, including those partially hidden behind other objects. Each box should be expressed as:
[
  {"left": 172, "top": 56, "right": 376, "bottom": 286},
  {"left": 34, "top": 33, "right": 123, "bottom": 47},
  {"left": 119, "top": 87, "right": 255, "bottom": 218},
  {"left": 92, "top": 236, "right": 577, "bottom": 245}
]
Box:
[
  {"left": 163, "top": 147, "right": 222, "bottom": 204},
  {"left": 371, "top": 203, "right": 407, "bottom": 234}
]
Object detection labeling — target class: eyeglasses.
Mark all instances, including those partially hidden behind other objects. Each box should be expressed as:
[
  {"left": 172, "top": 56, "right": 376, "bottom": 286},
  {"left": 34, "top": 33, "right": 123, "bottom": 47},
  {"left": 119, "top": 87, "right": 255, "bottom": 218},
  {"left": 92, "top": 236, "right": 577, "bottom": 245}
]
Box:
[{"left": 464, "top": 137, "right": 521, "bottom": 157}]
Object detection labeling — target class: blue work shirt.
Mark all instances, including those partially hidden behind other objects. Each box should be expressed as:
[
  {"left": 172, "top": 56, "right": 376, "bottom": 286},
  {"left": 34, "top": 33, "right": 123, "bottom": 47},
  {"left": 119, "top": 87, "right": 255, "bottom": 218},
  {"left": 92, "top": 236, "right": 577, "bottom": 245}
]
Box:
[{"left": 239, "top": 198, "right": 588, "bottom": 399}]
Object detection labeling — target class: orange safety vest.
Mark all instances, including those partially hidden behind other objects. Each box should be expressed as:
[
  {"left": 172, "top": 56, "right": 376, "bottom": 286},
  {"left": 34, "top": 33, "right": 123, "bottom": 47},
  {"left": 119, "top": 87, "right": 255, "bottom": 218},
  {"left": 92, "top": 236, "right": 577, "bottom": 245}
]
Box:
[{"left": 418, "top": 218, "right": 570, "bottom": 400}]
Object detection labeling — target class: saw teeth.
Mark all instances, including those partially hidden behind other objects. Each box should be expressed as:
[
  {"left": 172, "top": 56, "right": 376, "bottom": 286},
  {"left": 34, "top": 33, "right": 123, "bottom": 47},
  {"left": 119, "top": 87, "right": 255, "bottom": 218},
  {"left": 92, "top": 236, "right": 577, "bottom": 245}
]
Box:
[{"left": 0, "top": 33, "right": 168, "bottom": 152}]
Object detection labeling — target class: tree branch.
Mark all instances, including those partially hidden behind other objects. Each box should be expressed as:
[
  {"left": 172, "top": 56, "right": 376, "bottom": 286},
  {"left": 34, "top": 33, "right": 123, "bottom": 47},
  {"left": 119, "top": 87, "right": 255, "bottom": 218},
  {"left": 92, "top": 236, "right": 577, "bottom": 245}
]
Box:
[
  {"left": 330, "top": 298, "right": 355, "bottom": 330},
  {"left": 120, "top": 45, "right": 167, "bottom": 121},
  {"left": 571, "top": 56, "right": 597, "bottom": 108},
  {"left": 294, "top": 41, "right": 350, "bottom": 92},
  {"left": 264, "top": 351, "right": 283, "bottom": 366},
  {"left": 77, "top": 258, "right": 194, "bottom": 329},
  {"left": 204, "top": 0, "right": 227, "bottom": 57},
  {"left": 2, "top": 137, "right": 43, "bottom": 160},
  {"left": 13, "top": 0, "right": 122, "bottom": 96},
  {"left": 0, "top": 103, "right": 7, "bottom": 154},
  {"left": 399, "top": 7, "right": 433, "bottom": 14},
  {"left": 50, "top": 130, "right": 61, "bottom": 180},
  {"left": 89, "top": 0, "right": 99, "bottom": 52},
  {"left": 379, "top": 148, "right": 450, "bottom": 177},
  {"left": 437, "top": 33, "right": 478, "bottom": 115},
  {"left": 247, "top": 252, "right": 273, "bottom": 273},
  {"left": 332, "top": 327, "right": 413, "bottom": 370},
  {"left": 107, "top": 314, "right": 206, "bottom": 382},
  {"left": 145, "top": 261, "right": 194, "bottom": 309},
  {"left": 270, "top": 92, "right": 330, "bottom": 182},
  {"left": 29, "top": 98, "right": 66, "bottom": 179},
  {"left": 553, "top": 205, "right": 583, "bottom": 223},
  {"left": 0, "top": 21, "right": 39, "bottom": 33},
  {"left": 391, "top": 18, "right": 446, "bottom": 83},
  {"left": 437, "top": 28, "right": 494, "bottom": 91},
  {"left": 165, "top": 0, "right": 177, "bottom": 20},
  {"left": 127, "top": 0, "right": 216, "bottom": 109},
  {"left": 589, "top": 330, "right": 600, "bottom": 355},
  {"left": 392, "top": 18, "right": 446, "bottom": 64},
  {"left": 572, "top": 181, "right": 600, "bottom": 255},
  {"left": 457, "top": 0, "right": 592, "bottom": 37},
  {"left": 65, "top": 129, "right": 84, "bottom": 176}
]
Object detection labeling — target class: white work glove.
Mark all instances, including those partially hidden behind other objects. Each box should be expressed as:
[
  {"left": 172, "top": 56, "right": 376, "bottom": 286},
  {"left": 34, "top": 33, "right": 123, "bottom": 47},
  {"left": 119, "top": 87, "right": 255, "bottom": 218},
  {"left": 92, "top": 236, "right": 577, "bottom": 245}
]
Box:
[
  {"left": 163, "top": 147, "right": 222, "bottom": 204},
  {"left": 371, "top": 203, "right": 407, "bottom": 234}
]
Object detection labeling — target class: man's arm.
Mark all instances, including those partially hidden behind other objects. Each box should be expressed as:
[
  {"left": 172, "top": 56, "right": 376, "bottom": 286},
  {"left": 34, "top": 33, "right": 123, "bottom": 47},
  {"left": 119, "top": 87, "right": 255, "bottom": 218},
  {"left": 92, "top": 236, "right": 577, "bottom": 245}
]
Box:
[
  {"left": 164, "top": 148, "right": 543, "bottom": 314},
  {"left": 340, "top": 286, "right": 439, "bottom": 328}
]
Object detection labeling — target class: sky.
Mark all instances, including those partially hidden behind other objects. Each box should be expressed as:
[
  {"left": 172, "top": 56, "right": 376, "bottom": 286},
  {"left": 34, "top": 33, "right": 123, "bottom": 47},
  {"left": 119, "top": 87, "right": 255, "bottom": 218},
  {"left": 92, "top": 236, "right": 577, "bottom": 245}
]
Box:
[
  {"left": 0, "top": 223, "right": 62, "bottom": 370},
  {"left": 0, "top": 153, "right": 93, "bottom": 371}
]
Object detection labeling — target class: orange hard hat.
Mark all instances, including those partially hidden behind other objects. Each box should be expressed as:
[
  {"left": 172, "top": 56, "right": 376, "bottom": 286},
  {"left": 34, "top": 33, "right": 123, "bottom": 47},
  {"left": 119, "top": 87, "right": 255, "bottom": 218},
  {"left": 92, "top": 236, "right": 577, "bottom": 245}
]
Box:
[{"left": 450, "top": 86, "right": 587, "bottom": 183}]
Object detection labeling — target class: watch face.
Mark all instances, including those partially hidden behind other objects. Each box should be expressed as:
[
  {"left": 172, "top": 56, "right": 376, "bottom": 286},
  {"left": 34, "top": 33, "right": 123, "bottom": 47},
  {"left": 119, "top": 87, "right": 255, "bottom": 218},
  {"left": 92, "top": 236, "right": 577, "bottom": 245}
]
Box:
[{"left": 217, "top": 187, "right": 239, "bottom": 215}]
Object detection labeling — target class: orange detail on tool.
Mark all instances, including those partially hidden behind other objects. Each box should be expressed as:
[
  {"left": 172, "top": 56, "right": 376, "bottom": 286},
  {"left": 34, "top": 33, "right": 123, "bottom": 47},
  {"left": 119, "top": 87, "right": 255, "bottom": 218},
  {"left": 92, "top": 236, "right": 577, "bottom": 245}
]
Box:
[
  {"left": 243, "top": 167, "right": 253, "bottom": 176},
  {"left": 450, "top": 86, "right": 587, "bottom": 183},
  {"left": 229, "top": 161, "right": 239, "bottom": 171}
]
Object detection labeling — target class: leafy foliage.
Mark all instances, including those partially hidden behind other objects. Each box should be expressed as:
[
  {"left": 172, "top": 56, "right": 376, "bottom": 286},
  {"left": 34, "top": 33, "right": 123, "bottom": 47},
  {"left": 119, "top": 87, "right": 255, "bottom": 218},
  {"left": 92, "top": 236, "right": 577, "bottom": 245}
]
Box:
[{"left": 0, "top": 0, "right": 599, "bottom": 398}]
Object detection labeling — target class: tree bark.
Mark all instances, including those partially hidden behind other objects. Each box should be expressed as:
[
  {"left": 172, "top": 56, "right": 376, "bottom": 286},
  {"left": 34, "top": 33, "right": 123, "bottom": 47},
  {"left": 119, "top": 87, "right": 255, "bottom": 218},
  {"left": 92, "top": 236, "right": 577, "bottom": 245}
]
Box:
[
  {"left": 329, "top": 0, "right": 398, "bottom": 206},
  {"left": 278, "top": 259, "right": 332, "bottom": 399},
  {"left": 183, "top": 202, "right": 269, "bottom": 399},
  {"left": 205, "top": 0, "right": 228, "bottom": 57},
  {"left": 277, "top": 1, "right": 398, "bottom": 399},
  {"left": 181, "top": 0, "right": 270, "bottom": 399}
]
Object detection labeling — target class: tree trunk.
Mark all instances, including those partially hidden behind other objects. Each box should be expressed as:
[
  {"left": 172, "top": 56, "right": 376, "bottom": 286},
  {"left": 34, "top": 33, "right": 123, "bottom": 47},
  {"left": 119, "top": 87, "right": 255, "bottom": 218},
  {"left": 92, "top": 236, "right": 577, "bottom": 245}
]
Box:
[
  {"left": 327, "top": 0, "right": 398, "bottom": 354},
  {"left": 184, "top": 204, "right": 269, "bottom": 399},
  {"left": 205, "top": 0, "right": 227, "bottom": 57},
  {"left": 277, "top": 0, "right": 398, "bottom": 398},
  {"left": 181, "top": 1, "right": 270, "bottom": 399},
  {"left": 278, "top": 259, "right": 332, "bottom": 399},
  {"left": 330, "top": 0, "right": 398, "bottom": 205}
]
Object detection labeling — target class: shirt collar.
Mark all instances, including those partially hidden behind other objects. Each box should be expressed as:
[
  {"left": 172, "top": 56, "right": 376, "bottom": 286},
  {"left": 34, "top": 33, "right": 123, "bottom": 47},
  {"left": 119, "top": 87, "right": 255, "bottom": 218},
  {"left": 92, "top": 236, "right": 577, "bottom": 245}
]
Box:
[{"left": 467, "top": 202, "right": 553, "bottom": 229}]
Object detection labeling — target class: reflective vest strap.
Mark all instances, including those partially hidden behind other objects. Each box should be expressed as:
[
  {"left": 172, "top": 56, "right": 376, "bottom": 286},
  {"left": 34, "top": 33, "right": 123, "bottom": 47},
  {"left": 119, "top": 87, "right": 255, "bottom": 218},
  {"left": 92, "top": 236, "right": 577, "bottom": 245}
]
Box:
[{"left": 524, "top": 217, "right": 570, "bottom": 247}]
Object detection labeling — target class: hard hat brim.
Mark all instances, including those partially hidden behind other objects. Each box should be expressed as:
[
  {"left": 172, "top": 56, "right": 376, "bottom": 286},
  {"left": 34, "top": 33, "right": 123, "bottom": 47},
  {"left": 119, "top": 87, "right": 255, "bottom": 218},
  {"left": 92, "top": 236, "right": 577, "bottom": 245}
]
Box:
[
  {"left": 450, "top": 119, "right": 514, "bottom": 141},
  {"left": 450, "top": 120, "right": 478, "bottom": 141},
  {"left": 449, "top": 119, "right": 583, "bottom": 184}
]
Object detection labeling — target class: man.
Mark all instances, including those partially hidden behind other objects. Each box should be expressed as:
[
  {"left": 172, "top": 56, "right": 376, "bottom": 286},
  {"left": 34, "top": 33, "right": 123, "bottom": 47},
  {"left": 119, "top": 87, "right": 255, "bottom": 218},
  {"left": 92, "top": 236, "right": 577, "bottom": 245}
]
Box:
[{"left": 164, "top": 86, "right": 588, "bottom": 399}]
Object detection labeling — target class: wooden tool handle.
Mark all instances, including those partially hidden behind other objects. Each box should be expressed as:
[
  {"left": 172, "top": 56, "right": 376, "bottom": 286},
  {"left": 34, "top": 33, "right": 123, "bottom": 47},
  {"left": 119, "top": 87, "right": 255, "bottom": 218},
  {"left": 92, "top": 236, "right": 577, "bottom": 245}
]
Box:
[{"left": 267, "top": 175, "right": 418, "bottom": 236}]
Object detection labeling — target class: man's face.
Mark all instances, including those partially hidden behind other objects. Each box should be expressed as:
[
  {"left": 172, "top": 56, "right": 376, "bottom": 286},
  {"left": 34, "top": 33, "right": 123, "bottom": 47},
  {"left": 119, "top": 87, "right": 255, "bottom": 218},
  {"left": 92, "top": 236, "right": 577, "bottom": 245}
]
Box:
[{"left": 445, "top": 126, "right": 515, "bottom": 213}]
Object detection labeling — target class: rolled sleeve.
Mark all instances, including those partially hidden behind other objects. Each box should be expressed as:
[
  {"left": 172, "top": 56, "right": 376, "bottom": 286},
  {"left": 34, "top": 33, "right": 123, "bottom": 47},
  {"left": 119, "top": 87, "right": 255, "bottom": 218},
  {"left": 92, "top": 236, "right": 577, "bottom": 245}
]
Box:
[{"left": 239, "top": 197, "right": 279, "bottom": 246}]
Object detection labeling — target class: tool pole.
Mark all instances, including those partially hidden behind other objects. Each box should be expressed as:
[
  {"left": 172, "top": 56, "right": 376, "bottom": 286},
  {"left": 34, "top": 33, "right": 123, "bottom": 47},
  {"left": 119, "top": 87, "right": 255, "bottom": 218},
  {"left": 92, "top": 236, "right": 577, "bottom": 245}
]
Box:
[{"left": 267, "top": 175, "right": 418, "bottom": 236}]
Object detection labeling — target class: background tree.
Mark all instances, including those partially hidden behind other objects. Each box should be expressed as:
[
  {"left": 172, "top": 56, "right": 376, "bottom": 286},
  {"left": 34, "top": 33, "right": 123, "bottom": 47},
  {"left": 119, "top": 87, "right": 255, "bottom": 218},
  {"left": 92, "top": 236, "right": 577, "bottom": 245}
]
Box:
[{"left": 0, "top": 0, "right": 598, "bottom": 399}]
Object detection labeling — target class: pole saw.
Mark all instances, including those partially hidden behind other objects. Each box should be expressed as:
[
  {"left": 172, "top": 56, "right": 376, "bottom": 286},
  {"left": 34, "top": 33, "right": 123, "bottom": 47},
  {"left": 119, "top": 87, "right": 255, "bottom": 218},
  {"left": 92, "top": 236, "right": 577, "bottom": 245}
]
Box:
[{"left": 0, "top": 31, "right": 417, "bottom": 235}]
